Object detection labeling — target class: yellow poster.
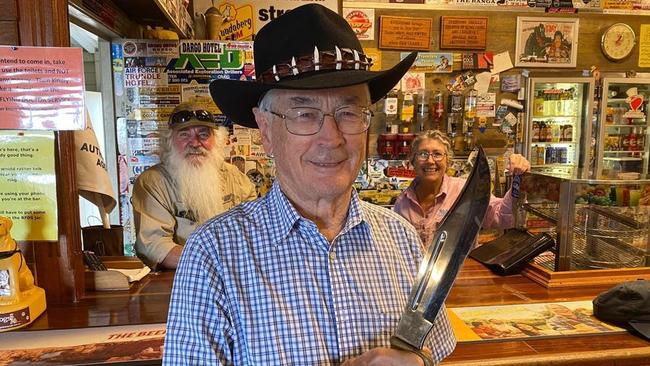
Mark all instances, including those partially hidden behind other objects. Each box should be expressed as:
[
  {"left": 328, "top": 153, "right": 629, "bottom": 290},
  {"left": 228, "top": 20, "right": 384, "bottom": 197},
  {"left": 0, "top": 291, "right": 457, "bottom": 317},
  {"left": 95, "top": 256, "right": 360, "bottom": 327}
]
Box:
[
  {"left": 363, "top": 47, "right": 382, "bottom": 71},
  {"left": 0, "top": 131, "right": 57, "bottom": 241},
  {"left": 639, "top": 25, "right": 650, "bottom": 68}
]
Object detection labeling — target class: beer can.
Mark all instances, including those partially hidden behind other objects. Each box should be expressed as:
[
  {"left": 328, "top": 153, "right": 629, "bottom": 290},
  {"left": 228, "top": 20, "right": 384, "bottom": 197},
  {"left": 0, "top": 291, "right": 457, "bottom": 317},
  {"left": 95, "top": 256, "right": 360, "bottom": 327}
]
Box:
[
  {"left": 546, "top": 146, "right": 558, "bottom": 164},
  {"left": 537, "top": 145, "right": 545, "bottom": 165},
  {"left": 558, "top": 147, "right": 567, "bottom": 163}
]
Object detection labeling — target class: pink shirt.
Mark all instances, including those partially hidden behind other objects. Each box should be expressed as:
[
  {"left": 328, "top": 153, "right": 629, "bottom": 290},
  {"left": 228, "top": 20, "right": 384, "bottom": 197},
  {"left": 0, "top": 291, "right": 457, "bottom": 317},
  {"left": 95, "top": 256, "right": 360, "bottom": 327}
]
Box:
[{"left": 393, "top": 175, "right": 514, "bottom": 247}]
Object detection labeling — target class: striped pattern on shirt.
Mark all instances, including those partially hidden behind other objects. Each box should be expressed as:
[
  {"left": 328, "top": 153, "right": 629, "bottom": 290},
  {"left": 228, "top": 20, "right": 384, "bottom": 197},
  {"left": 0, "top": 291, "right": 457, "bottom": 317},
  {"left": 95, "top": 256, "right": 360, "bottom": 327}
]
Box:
[{"left": 163, "top": 182, "right": 456, "bottom": 365}]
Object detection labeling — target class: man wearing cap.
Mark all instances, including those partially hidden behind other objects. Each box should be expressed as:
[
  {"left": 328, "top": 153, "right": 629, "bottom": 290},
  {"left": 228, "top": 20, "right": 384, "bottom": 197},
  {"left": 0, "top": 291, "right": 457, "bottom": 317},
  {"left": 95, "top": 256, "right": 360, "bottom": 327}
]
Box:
[
  {"left": 164, "top": 4, "right": 455, "bottom": 366},
  {"left": 131, "top": 102, "right": 257, "bottom": 270}
]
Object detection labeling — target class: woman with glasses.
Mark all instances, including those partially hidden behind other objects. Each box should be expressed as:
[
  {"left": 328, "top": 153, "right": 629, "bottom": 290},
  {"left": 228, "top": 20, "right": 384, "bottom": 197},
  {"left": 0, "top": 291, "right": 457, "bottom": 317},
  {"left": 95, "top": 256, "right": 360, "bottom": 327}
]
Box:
[{"left": 393, "top": 130, "right": 531, "bottom": 248}]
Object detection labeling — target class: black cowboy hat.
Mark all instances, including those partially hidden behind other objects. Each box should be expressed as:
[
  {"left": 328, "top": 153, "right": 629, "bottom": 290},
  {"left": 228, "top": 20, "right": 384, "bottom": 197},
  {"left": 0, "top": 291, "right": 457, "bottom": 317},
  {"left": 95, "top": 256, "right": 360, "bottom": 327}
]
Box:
[{"left": 209, "top": 3, "right": 417, "bottom": 128}]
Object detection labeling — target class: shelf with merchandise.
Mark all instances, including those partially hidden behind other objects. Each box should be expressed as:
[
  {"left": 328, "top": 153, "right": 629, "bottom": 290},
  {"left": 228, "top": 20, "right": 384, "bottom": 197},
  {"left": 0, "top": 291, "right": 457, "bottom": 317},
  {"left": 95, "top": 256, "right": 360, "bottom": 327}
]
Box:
[
  {"left": 341, "top": 1, "right": 650, "bottom": 16},
  {"left": 603, "top": 156, "right": 644, "bottom": 161},
  {"left": 107, "top": 0, "right": 194, "bottom": 38},
  {"left": 531, "top": 163, "right": 575, "bottom": 168},
  {"left": 532, "top": 115, "right": 579, "bottom": 119},
  {"left": 531, "top": 141, "right": 575, "bottom": 145},
  {"left": 607, "top": 98, "right": 630, "bottom": 103},
  {"left": 605, "top": 124, "right": 648, "bottom": 128}
]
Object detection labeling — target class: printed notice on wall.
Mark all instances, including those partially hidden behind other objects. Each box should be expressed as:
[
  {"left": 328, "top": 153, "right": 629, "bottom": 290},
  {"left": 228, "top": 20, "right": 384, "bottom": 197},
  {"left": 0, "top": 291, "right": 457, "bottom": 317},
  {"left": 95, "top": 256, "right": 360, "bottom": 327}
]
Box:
[
  {"left": 440, "top": 16, "right": 488, "bottom": 50},
  {"left": 0, "top": 131, "right": 57, "bottom": 241},
  {"left": 639, "top": 25, "right": 650, "bottom": 68},
  {"left": 0, "top": 46, "right": 85, "bottom": 130},
  {"left": 379, "top": 16, "right": 432, "bottom": 51}
]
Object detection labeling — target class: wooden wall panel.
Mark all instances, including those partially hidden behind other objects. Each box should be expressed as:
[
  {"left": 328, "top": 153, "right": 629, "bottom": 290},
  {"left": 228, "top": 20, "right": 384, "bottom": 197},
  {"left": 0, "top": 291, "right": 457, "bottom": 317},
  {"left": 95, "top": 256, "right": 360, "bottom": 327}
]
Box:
[
  {"left": 363, "top": 9, "right": 648, "bottom": 156},
  {"left": 0, "top": 21, "right": 19, "bottom": 44},
  {"left": 364, "top": 10, "right": 649, "bottom": 74},
  {"left": 0, "top": 0, "right": 19, "bottom": 49},
  {"left": 0, "top": 0, "right": 17, "bottom": 20},
  {"left": 14, "top": 0, "right": 85, "bottom": 304}
]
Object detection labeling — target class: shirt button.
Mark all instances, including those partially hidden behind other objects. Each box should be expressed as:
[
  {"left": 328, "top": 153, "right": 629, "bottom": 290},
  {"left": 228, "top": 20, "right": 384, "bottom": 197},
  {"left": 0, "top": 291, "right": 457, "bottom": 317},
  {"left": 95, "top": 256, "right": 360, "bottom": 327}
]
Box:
[{"left": 329, "top": 251, "right": 336, "bottom": 261}]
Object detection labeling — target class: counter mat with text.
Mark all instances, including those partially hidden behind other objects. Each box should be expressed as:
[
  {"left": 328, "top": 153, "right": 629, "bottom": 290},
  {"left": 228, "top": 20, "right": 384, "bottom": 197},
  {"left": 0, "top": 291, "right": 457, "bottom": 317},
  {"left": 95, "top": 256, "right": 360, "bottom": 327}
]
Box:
[{"left": 449, "top": 300, "right": 625, "bottom": 342}]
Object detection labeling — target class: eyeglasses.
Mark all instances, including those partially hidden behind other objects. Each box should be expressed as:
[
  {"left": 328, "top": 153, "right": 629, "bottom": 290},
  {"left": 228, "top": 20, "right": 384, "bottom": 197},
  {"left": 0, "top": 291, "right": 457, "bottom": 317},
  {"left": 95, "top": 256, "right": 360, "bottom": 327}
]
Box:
[
  {"left": 416, "top": 151, "right": 447, "bottom": 162},
  {"left": 169, "top": 110, "right": 215, "bottom": 127},
  {"left": 266, "top": 105, "right": 372, "bottom": 136}
]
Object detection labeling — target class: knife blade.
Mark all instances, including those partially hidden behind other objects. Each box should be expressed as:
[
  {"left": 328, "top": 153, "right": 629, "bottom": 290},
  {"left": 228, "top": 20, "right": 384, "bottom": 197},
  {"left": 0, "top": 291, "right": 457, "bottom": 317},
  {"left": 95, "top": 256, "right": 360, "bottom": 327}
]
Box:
[{"left": 391, "top": 147, "right": 492, "bottom": 360}]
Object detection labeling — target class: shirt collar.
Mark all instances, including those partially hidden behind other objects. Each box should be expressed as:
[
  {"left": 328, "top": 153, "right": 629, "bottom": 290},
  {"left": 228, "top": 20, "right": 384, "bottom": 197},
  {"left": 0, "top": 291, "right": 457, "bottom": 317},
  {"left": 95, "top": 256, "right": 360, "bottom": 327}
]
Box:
[
  {"left": 343, "top": 188, "right": 364, "bottom": 233},
  {"left": 265, "top": 181, "right": 366, "bottom": 243},
  {"left": 406, "top": 175, "right": 451, "bottom": 199},
  {"left": 438, "top": 174, "right": 451, "bottom": 198},
  {"left": 267, "top": 181, "right": 302, "bottom": 243}
]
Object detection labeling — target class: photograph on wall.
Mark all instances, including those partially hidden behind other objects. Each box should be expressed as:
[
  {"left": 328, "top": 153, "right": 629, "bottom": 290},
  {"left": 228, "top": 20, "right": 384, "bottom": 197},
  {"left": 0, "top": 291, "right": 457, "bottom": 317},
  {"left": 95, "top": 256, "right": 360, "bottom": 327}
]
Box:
[
  {"left": 515, "top": 17, "right": 579, "bottom": 68},
  {"left": 401, "top": 52, "right": 453, "bottom": 73}
]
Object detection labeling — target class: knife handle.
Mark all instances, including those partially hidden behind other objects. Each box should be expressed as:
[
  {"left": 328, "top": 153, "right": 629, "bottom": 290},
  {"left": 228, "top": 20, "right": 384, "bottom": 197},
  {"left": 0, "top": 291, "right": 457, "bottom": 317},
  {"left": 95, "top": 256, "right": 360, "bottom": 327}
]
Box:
[{"left": 389, "top": 336, "right": 433, "bottom": 366}]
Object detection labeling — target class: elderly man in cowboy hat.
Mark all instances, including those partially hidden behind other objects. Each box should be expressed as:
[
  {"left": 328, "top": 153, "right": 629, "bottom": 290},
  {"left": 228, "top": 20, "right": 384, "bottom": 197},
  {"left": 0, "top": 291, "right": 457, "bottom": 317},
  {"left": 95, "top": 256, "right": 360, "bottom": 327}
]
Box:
[{"left": 164, "top": 4, "right": 455, "bottom": 365}]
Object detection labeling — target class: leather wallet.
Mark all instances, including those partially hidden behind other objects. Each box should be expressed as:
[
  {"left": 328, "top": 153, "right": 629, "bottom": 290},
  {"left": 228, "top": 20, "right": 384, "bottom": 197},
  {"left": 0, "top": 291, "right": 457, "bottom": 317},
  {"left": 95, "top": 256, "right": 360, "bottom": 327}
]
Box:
[{"left": 470, "top": 229, "right": 555, "bottom": 276}]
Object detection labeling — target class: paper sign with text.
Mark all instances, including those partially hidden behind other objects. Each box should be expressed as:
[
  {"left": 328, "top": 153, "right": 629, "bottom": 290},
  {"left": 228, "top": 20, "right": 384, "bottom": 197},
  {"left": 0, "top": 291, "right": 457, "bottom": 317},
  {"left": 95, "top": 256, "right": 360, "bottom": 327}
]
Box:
[
  {"left": 440, "top": 16, "right": 488, "bottom": 50},
  {"left": 379, "top": 16, "right": 432, "bottom": 51},
  {"left": 0, "top": 46, "right": 85, "bottom": 130},
  {"left": 639, "top": 25, "right": 650, "bottom": 68},
  {"left": 194, "top": 0, "right": 339, "bottom": 37},
  {"left": 0, "top": 131, "right": 57, "bottom": 241}
]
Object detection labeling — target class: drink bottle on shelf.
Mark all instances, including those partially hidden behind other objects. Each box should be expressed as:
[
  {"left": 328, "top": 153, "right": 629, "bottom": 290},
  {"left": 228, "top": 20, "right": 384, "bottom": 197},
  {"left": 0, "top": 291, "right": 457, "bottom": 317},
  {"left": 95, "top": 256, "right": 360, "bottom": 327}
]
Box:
[
  {"left": 464, "top": 88, "right": 477, "bottom": 119},
  {"left": 400, "top": 92, "right": 414, "bottom": 133},
  {"left": 432, "top": 90, "right": 444, "bottom": 130},
  {"left": 384, "top": 88, "right": 399, "bottom": 134},
  {"left": 415, "top": 90, "right": 430, "bottom": 132}
]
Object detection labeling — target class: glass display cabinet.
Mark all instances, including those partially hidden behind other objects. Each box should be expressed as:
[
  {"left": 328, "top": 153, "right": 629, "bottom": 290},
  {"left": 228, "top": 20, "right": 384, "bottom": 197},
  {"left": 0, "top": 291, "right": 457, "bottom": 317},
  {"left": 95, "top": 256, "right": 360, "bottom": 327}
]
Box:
[
  {"left": 515, "top": 172, "right": 650, "bottom": 273},
  {"left": 524, "top": 77, "right": 595, "bottom": 179},
  {"left": 596, "top": 77, "right": 650, "bottom": 180}
]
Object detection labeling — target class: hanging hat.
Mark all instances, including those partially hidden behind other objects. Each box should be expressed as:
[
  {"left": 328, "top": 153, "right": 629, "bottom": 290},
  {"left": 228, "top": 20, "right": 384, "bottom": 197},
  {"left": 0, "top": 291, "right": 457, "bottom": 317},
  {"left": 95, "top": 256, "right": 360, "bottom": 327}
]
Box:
[{"left": 209, "top": 3, "right": 417, "bottom": 128}]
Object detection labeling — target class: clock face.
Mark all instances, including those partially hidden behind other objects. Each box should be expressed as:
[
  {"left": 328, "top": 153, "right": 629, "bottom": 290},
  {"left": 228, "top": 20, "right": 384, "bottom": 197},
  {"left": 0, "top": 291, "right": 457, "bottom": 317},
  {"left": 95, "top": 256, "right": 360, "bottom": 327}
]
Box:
[{"left": 601, "top": 23, "right": 636, "bottom": 61}]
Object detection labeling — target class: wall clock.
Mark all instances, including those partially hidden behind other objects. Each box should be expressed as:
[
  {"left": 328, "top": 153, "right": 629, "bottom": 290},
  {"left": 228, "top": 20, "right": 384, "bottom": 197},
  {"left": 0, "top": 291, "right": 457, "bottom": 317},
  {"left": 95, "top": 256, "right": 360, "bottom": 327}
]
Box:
[{"left": 601, "top": 23, "right": 636, "bottom": 61}]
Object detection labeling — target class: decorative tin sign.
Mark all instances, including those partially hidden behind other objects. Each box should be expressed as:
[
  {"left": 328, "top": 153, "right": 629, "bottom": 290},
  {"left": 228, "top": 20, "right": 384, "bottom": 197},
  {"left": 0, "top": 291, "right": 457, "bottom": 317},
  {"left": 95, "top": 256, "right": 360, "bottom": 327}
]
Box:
[
  {"left": 379, "top": 16, "right": 432, "bottom": 51},
  {"left": 440, "top": 16, "right": 488, "bottom": 50}
]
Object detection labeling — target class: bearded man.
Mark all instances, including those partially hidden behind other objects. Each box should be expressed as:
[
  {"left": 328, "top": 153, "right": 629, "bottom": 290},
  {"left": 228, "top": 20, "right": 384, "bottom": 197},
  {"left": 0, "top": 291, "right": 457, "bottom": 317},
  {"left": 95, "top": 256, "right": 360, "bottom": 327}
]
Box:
[{"left": 132, "top": 102, "right": 257, "bottom": 270}]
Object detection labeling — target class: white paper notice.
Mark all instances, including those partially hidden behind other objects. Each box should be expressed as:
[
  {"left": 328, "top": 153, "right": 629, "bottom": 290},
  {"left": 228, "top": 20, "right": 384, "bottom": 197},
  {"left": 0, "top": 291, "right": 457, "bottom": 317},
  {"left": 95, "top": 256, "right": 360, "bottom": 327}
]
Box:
[
  {"left": 477, "top": 93, "right": 496, "bottom": 118},
  {"left": 474, "top": 72, "right": 492, "bottom": 95},
  {"left": 492, "top": 51, "right": 514, "bottom": 74}
]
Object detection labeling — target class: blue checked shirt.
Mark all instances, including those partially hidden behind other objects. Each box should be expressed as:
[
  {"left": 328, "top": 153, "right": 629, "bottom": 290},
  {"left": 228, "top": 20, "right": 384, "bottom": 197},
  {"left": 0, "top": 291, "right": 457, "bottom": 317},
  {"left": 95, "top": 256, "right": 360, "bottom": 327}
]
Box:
[{"left": 163, "top": 182, "right": 456, "bottom": 365}]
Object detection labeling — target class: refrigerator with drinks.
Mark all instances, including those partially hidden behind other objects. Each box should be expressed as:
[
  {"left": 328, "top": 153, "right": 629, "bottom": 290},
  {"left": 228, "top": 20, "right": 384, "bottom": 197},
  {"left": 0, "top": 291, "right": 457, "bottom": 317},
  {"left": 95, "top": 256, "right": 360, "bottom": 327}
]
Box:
[
  {"left": 524, "top": 77, "right": 595, "bottom": 179},
  {"left": 596, "top": 77, "right": 650, "bottom": 180}
]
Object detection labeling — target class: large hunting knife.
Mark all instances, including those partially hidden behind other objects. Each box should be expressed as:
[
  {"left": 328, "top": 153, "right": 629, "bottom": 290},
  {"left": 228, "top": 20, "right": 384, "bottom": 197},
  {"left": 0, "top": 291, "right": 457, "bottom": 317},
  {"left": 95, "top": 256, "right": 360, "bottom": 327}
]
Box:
[{"left": 391, "top": 147, "right": 491, "bottom": 364}]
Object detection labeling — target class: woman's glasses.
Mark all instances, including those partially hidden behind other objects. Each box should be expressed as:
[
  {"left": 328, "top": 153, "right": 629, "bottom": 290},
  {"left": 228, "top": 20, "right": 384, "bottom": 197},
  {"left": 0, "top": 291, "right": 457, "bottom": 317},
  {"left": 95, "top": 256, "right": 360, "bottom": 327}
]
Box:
[{"left": 416, "top": 151, "right": 447, "bottom": 162}]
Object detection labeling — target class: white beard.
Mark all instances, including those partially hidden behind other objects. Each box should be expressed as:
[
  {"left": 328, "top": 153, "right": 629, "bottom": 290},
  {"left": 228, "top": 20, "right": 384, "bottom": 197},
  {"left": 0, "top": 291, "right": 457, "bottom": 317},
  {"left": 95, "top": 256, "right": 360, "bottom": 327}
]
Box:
[{"left": 164, "top": 143, "right": 226, "bottom": 224}]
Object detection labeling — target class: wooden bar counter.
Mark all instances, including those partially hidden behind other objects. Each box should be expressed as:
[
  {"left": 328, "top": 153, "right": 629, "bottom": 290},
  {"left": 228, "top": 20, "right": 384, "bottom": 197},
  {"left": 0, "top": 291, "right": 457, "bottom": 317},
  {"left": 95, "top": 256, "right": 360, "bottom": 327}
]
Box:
[{"left": 19, "top": 259, "right": 650, "bottom": 365}]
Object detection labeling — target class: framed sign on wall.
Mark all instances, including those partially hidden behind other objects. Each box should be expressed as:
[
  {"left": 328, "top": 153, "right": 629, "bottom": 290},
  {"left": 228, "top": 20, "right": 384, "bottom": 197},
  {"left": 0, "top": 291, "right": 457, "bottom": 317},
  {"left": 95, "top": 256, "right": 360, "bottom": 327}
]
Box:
[
  {"left": 440, "top": 16, "right": 488, "bottom": 50},
  {"left": 379, "top": 15, "right": 432, "bottom": 51},
  {"left": 515, "top": 17, "right": 579, "bottom": 68}
]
